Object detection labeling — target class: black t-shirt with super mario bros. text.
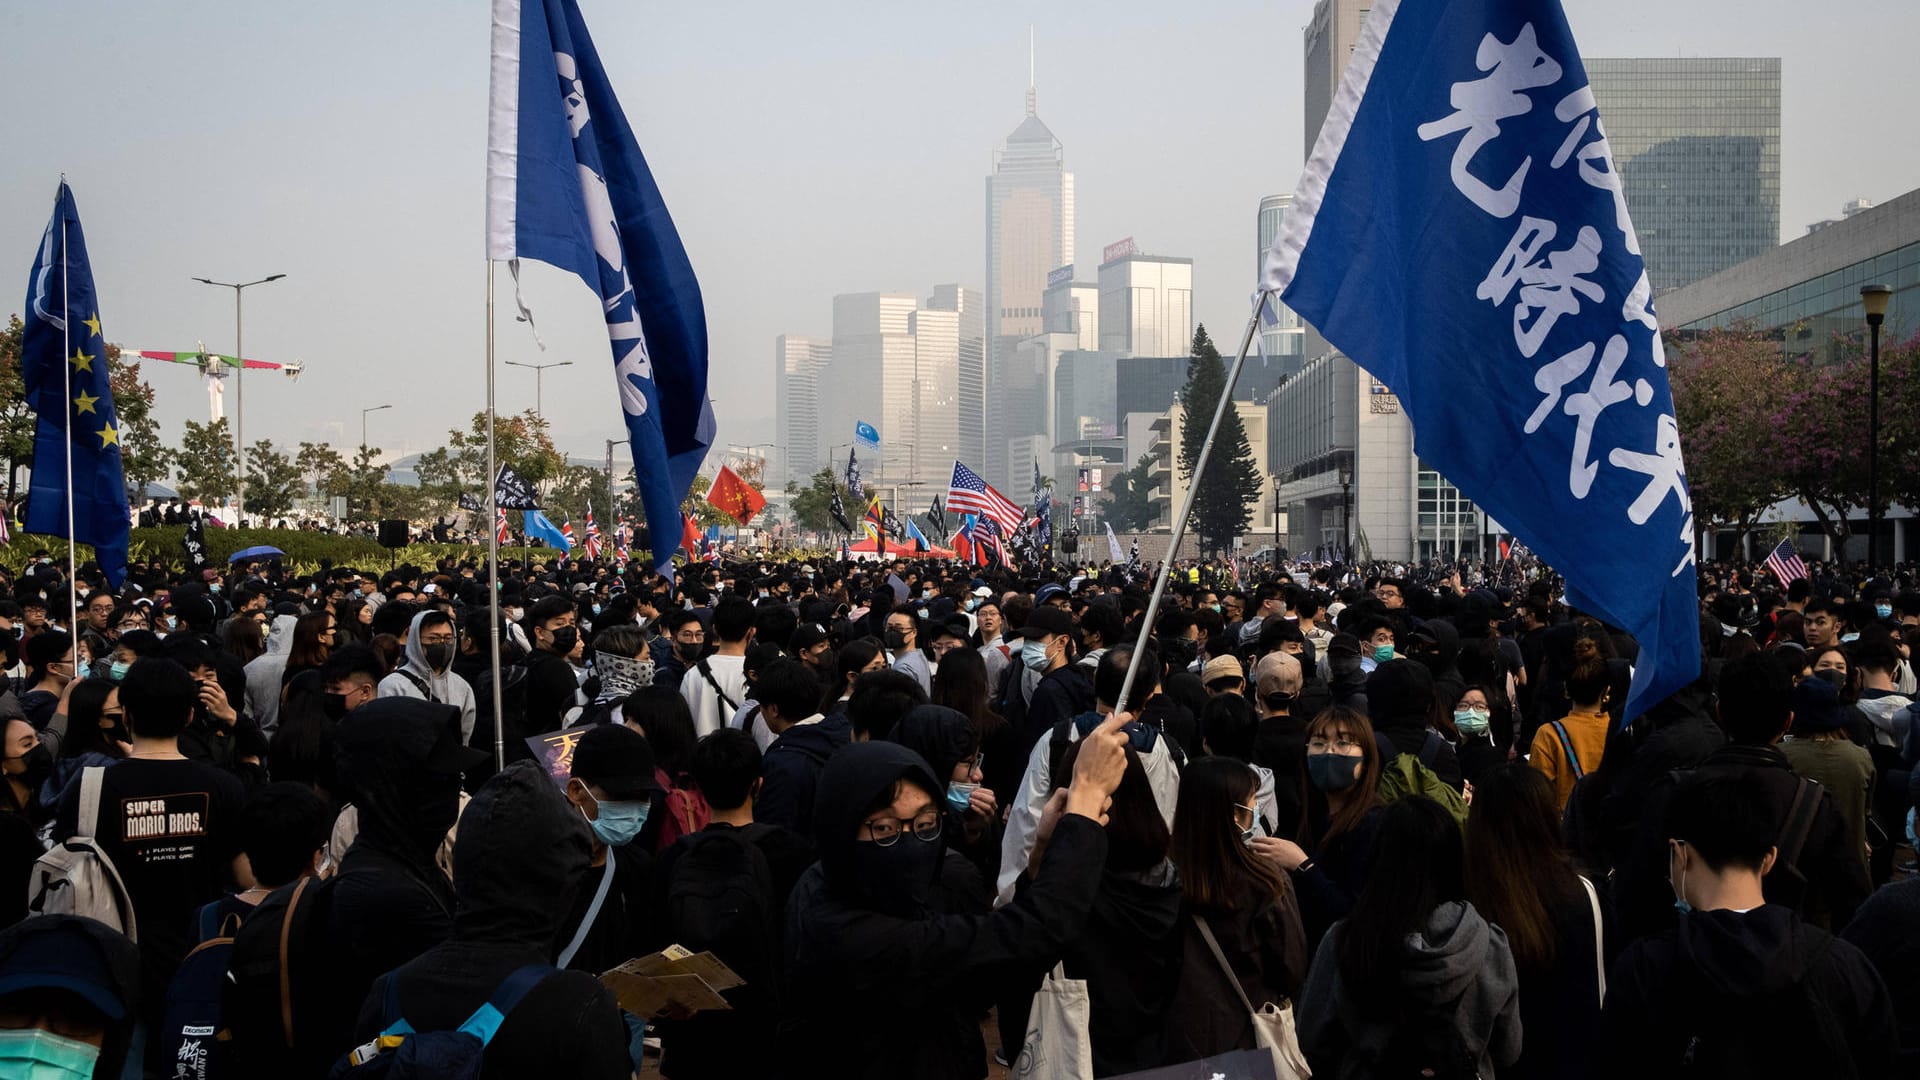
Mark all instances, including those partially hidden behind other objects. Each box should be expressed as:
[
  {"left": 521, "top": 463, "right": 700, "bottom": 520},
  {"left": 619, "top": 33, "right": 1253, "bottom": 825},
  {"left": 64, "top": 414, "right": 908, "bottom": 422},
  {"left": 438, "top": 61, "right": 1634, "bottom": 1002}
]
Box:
[{"left": 55, "top": 757, "right": 245, "bottom": 1016}]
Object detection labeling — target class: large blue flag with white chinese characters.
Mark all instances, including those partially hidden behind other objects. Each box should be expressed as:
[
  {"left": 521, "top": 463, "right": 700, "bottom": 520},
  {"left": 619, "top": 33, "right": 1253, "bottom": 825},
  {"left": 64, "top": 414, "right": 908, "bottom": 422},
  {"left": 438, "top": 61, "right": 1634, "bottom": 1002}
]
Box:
[
  {"left": 22, "top": 183, "right": 129, "bottom": 587},
  {"left": 487, "top": 0, "right": 712, "bottom": 579},
  {"left": 1263, "top": 0, "right": 1697, "bottom": 719}
]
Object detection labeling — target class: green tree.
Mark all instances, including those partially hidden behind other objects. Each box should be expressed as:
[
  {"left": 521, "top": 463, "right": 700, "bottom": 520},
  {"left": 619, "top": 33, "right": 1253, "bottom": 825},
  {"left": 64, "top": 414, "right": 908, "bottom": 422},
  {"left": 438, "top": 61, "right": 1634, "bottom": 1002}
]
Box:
[
  {"left": 0, "top": 316, "right": 30, "bottom": 502},
  {"left": 788, "top": 468, "right": 851, "bottom": 535},
  {"left": 1669, "top": 330, "right": 1794, "bottom": 552},
  {"left": 1177, "top": 324, "right": 1263, "bottom": 555},
  {"left": 243, "top": 439, "right": 304, "bottom": 520},
  {"left": 414, "top": 409, "right": 565, "bottom": 506},
  {"left": 1100, "top": 454, "right": 1158, "bottom": 533},
  {"left": 337, "top": 445, "right": 390, "bottom": 523},
  {"left": 176, "top": 418, "right": 238, "bottom": 505},
  {"left": 542, "top": 462, "right": 609, "bottom": 526},
  {"left": 295, "top": 441, "right": 349, "bottom": 499},
  {"left": 105, "top": 347, "right": 171, "bottom": 500}
]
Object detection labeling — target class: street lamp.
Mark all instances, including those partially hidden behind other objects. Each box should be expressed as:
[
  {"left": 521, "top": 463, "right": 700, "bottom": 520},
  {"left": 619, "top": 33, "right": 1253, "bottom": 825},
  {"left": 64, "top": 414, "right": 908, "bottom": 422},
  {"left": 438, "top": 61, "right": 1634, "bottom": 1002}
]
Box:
[
  {"left": 1337, "top": 456, "right": 1354, "bottom": 562},
  {"left": 360, "top": 404, "right": 392, "bottom": 451},
  {"left": 504, "top": 359, "right": 572, "bottom": 415},
  {"left": 1271, "top": 474, "right": 1283, "bottom": 569},
  {"left": 192, "top": 273, "right": 286, "bottom": 520},
  {"left": 605, "top": 438, "right": 629, "bottom": 518},
  {"left": 1863, "top": 283, "right": 1892, "bottom": 573}
]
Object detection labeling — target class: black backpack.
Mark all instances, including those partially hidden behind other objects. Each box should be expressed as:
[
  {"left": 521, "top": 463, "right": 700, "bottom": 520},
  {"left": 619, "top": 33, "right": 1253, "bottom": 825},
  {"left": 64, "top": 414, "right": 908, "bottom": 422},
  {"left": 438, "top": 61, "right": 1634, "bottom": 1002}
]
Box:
[
  {"left": 664, "top": 826, "right": 778, "bottom": 988},
  {"left": 158, "top": 905, "right": 248, "bottom": 1080},
  {"left": 224, "top": 875, "right": 339, "bottom": 1077}
]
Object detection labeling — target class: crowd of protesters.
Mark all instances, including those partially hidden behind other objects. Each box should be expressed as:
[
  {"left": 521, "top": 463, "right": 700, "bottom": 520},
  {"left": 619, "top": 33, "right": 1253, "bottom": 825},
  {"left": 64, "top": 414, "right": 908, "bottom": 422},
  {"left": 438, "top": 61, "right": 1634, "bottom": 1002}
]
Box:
[{"left": 0, "top": 542, "right": 1915, "bottom": 1078}]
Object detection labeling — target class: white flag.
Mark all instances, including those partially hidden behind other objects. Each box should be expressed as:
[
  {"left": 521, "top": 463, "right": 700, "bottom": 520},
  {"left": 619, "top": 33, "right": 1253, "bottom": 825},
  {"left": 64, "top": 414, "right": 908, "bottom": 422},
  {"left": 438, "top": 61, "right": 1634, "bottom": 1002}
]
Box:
[{"left": 1105, "top": 522, "right": 1125, "bottom": 564}]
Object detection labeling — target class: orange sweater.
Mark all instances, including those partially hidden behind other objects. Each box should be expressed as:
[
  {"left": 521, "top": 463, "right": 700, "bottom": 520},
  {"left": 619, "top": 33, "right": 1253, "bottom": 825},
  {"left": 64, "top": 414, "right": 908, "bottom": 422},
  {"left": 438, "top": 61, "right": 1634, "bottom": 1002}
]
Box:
[{"left": 1529, "top": 710, "right": 1610, "bottom": 811}]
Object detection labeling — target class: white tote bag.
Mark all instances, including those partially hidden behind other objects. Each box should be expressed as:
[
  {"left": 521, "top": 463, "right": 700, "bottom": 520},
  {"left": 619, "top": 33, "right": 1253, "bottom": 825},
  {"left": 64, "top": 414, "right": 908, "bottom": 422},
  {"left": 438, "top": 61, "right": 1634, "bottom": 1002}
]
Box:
[
  {"left": 1195, "top": 915, "right": 1312, "bottom": 1079},
  {"left": 1011, "top": 961, "right": 1094, "bottom": 1080}
]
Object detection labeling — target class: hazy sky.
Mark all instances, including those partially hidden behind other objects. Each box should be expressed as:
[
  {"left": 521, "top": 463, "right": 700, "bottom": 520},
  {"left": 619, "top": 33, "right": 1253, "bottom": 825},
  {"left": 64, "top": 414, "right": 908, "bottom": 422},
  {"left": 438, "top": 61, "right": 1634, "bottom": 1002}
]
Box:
[{"left": 4, "top": 0, "right": 1916, "bottom": 469}]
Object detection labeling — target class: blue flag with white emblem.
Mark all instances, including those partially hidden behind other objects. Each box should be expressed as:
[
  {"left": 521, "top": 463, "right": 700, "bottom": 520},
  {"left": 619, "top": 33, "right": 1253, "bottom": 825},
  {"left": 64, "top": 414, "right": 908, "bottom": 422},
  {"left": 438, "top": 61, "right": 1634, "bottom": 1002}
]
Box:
[
  {"left": 1263, "top": 0, "right": 1697, "bottom": 719},
  {"left": 487, "top": 0, "right": 712, "bottom": 579},
  {"left": 22, "top": 183, "right": 129, "bottom": 587}
]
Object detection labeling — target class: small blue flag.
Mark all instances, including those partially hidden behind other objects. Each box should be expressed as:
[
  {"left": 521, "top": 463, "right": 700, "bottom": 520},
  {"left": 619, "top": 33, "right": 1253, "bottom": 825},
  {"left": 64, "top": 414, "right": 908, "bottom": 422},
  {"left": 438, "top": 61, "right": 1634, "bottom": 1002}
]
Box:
[
  {"left": 1263, "top": 0, "right": 1697, "bottom": 719},
  {"left": 853, "top": 420, "right": 881, "bottom": 451},
  {"left": 904, "top": 517, "right": 931, "bottom": 552},
  {"left": 487, "top": 0, "right": 712, "bottom": 579},
  {"left": 22, "top": 183, "right": 129, "bottom": 587},
  {"left": 524, "top": 508, "right": 572, "bottom": 552}
]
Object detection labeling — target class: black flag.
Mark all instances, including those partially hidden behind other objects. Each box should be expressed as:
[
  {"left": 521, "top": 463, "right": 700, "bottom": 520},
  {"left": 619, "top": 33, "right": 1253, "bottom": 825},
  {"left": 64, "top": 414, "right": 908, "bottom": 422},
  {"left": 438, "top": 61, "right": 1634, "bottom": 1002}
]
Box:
[
  {"left": 181, "top": 514, "right": 210, "bottom": 574},
  {"left": 928, "top": 495, "right": 946, "bottom": 539},
  {"left": 493, "top": 464, "right": 541, "bottom": 510},
  {"left": 828, "top": 488, "right": 851, "bottom": 533},
  {"left": 457, "top": 491, "right": 484, "bottom": 513}
]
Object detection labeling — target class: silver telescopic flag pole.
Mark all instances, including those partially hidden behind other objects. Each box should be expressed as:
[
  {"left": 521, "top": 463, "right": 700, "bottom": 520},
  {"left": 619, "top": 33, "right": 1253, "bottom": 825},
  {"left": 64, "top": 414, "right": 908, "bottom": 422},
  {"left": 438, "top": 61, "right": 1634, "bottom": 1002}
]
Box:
[
  {"left": 486, "top": 261, "right": 506, "bottom": 773},
  {"left": 61, "top": 205, "right": 78, "bottom": 640},
  {"left": 1112, "top": 291, "right": 1270, "bottom": 717}
]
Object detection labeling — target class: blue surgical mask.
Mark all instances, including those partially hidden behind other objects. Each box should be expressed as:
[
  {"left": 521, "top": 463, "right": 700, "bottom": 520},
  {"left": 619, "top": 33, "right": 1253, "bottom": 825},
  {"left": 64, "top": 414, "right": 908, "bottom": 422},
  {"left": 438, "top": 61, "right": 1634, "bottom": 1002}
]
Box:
[
  {"left": 1876, "top": 603, "right": 1893, "bottom": 620},
  {"left": 588, "top": 799, "right": 650, "bottom": 848},
  {"left": 0, "top": 1028, "right": 102, "bottom": 1079},
  {"left": 73, "top": 659, "right": 91, "bottom": 680},
  {"left": 1021, "top": 639, "right": 1052, "bottom": 672},
  {"left": 1840, "top": 632, "right": 1860, "bottom": 644},
  {"left": 109, "top": 660, "right": 132, "bottom": 682},
  {"left": 1670, "top": 842, "right": 1691, "bottom": 914},
  {"left": 945, "top": 782, "right": 977, "bottom": 813},
  {"left": 1372, "top": 643, "right": 1396, "bottom": 664},
  {"left": 209, "top": 583, "right": 222, "bottom": 594},
  {"left": 1453, "top": 708, "right": 1490, "bottom": 737}
]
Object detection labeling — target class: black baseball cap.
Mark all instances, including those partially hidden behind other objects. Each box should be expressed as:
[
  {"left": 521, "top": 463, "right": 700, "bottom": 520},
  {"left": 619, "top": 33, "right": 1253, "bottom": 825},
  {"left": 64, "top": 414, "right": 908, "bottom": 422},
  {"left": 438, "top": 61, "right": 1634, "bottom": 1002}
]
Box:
[
  {"left": 1016, "top": 606, "right": 1075, "bottom": 641},
  {"left": 0, "top": 914, "right": 142, "bottom": 1022},
  {"left": 568, "top": 723, "right": 662, "bottom": 801}
]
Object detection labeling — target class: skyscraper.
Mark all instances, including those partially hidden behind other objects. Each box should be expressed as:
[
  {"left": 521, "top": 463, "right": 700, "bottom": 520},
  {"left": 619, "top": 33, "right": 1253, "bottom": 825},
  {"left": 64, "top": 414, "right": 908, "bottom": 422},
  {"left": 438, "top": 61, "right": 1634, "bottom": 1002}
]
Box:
[
  {"left": 926, "top": 285, "right": 985, "bottom": 470},
  {"left": 773, "top": 335, "right": 830, "bottom": 486},
  {"left": 823, "top": 293, "right": 918, "bottom": 485},
  {"left": 1585, "top": 58, "right": 1782, "bottom": 292},
  {"left": 986, "top": 48, "right": 1074, "bottom": 489},
  {"left": 1097, "top": 247, "right": 1193, "bottom": 357},
  {"left": 1257, "top": 194, "right": 1307, "bottom": 374},
  {"left": 1303, "top": 0, "right": 1370, "bottom": 160}
]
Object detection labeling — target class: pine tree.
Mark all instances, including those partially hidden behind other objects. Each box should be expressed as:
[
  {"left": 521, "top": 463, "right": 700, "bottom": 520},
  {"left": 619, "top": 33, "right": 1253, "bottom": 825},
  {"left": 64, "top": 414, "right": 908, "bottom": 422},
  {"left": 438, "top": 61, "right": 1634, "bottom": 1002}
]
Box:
[{"left": 1177, "top": 325, "right": 1262, "bottom": 555}]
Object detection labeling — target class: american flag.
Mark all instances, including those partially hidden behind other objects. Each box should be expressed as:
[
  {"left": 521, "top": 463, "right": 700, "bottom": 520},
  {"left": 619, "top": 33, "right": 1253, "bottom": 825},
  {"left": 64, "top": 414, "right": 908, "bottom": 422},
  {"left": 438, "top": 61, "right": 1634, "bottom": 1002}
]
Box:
[
  {"left": 1764, "top": 538, "right": 1808, "bottom": 586},
  {"left": 973, "top": 514, "right": 1005, "bottom": 565},
  {"left": 495, "top": 507, "right": 509, "bottom": 544},
  {"left": 582, "top": 506, "right": 602, "bottom": 559},
  {"left": 948, "top": 460, "right": 1022, "bottom": 529}
]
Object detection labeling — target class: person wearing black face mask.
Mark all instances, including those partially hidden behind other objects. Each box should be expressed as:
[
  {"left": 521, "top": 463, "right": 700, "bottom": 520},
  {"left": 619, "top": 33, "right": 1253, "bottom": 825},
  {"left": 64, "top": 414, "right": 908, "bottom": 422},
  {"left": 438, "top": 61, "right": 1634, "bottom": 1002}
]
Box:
[
  {"left": 377, "top": 611, "right": 479, "bottom": 746},
  {"left": 523, "top": 596, "right": 588, "bottom": 734},
  {"left": 785, "top": 719, "right": 1135, "bottom": 1080},
  {"left": 0, "top": 719, "right": 50, "bottom": 926}
]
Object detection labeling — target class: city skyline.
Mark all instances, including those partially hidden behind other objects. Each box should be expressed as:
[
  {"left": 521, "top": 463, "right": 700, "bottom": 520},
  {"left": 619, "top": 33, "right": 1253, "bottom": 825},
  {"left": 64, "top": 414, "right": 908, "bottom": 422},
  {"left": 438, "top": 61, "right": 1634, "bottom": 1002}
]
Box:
[{"left": 2, "top": 1, "right": 1915, "bottom": 471}]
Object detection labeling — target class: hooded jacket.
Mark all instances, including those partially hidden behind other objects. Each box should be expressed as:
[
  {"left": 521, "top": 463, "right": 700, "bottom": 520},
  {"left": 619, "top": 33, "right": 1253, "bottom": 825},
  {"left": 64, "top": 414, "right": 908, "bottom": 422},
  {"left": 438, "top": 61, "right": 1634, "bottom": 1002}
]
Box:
[
  {"left": 757, "top": 712, "right": 851, "bottom": 836},
  {"left": 890, "top": 704, "right": 998, "bottom": 908},
  {"left": 1053, "top": 859, "right": 1185, "bottom": 1075},
  {"left": 244, "top": 612, "right": 301, "bottom": 733},
  {"left": 1298, "top": 900, "right": 1523, "bottom": 1080},
  {"left": 783, "top": 741, "right": 1110, "bottom": 1080},
  {"left": 1607, "top": 905, "right": 1896, "bottom": 1078},
  {"left": 1367, "top": 660, "right": 1463, "bottom": 789},
  {"left": 378, "top": 610, "right": 479, "bottom": 745},
  {"left": 356, "top": 761, "right": 631, "bottom": 1079}
]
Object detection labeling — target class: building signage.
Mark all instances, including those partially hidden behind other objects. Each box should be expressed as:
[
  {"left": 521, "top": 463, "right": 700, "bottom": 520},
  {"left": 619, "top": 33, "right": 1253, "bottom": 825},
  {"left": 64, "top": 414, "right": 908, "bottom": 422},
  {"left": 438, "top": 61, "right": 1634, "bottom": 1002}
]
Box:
[
  {"left": 1047, "top": 264, "right": 1075, "bottom": 288},
  {"left": 1102, "top": 237, "right": 1137, "bottom": 263}
]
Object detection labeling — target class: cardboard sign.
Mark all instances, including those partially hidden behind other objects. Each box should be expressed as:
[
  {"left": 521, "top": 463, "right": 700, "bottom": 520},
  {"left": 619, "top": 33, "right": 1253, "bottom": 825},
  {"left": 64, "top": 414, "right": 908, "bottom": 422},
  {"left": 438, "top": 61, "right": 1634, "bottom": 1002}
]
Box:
[{"left": 599, "top": 945, "right": 743, "bottom": 1018}]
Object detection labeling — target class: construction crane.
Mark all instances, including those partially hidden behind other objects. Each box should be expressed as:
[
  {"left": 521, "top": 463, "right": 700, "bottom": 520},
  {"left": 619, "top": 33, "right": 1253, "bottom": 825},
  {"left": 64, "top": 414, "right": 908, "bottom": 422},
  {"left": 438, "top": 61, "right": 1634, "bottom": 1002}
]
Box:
[{"left": 116, "top": 345, "right": 303, "bottom": 424}]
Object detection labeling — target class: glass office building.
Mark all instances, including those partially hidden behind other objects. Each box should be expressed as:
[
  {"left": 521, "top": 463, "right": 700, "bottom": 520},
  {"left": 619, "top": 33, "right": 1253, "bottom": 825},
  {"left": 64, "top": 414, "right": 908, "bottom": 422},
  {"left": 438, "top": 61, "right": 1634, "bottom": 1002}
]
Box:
[{"left": 1586, "top": 58, "right": 1781, "bottom": 293}]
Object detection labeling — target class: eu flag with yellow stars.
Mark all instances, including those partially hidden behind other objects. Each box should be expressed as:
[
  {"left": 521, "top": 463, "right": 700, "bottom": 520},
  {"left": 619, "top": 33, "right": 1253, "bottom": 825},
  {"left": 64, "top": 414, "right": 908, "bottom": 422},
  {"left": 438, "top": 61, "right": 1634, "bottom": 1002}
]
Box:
[{"left": 22, "top": 182, "right": 129, "bottom": 586}]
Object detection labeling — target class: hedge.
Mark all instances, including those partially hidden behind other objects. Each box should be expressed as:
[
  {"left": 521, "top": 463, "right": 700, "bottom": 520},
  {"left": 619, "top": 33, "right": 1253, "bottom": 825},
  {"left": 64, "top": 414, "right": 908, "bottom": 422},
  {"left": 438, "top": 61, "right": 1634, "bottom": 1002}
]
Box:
[{"left": 1, "top": 527, "right": 574, "bottom": 578}]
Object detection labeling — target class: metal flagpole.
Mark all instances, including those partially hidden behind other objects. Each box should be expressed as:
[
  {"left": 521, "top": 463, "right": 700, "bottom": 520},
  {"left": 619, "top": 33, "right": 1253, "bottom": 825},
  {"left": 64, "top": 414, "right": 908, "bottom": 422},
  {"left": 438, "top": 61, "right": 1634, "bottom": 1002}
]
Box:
[
  {"left": 60, "top": 206, "right": 78, "bottom": 639},
  {"left": 486, "top": 261, "right": 506, "bottom": 772},
  {"left": 1113, "top": 291, "right": 1269, "bottom": 717}
]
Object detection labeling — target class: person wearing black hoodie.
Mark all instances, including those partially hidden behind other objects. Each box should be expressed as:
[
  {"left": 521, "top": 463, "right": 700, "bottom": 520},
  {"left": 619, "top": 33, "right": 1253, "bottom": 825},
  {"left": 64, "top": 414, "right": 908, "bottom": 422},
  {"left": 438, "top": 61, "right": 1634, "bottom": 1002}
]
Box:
[
  {"left": 782, "top": 719, "right": 1131, "bottom": 1080},
  {"left": 351, "top": 761, "right": 632, "bottom": 1078},
  {"left": 888, "top": 703, "right": 998, "bottom": 905},
  {"left": 1365, "top": 659, "right": 1463, "bottom": 790},
  {"left": 321, "top": 696, "right": 489, "bottom": 1066},
  {"left": 755, "top": 659, "right": 849, "bottom": 835},
  {"left": 1606, "top": 772, "right": 1895, "bottom": 1077}
]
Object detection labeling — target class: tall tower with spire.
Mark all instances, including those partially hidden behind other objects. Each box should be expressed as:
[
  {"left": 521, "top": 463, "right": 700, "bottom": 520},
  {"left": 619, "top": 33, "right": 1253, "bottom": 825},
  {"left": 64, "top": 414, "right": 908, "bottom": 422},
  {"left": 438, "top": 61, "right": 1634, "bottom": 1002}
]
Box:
[{"left": 983, "top": 29, "right": 1074, "bottom": 489}]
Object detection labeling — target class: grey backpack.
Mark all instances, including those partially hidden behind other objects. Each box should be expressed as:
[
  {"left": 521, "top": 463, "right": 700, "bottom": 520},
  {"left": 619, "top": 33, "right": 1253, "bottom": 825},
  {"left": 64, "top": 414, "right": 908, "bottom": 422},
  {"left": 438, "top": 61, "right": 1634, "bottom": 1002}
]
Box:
[{"left": 27, "top": 766, "right": 139, "bottom": 941}]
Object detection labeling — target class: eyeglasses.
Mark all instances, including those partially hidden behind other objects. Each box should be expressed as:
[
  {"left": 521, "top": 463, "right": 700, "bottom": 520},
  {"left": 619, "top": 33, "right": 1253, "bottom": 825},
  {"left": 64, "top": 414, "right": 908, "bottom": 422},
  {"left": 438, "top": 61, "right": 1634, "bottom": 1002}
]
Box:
[
  {"left": 1306, "top": 736, "right": 1363, "bottom": 754},
  {"left": 862, "top": 810, "right": 943, "bottom": 847}
]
